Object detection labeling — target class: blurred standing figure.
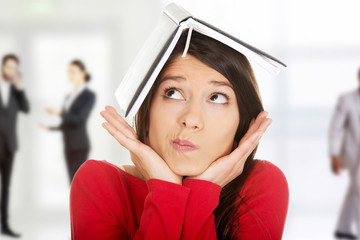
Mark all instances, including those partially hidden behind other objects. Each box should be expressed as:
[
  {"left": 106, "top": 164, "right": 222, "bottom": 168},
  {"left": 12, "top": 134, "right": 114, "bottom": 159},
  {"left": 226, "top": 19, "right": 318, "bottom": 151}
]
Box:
[
  {"left": 329, "top": 68, "right": 360, "bottom": 240},
  {"left": 40, "top": 60, "right": 95, "bottom": 183},
  {"left": 0, "top": 54, "right": 29, "bottom": 238}
]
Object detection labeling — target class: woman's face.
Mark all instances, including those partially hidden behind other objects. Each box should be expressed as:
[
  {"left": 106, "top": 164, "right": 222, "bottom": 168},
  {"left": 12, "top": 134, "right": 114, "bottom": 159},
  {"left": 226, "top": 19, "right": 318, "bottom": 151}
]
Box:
[
  {"left": 68, "top": 64, "right": 85, "bottom": 85},
  {"left": 148, "top": 55, "right": 240, "bottom": 176},
  {"left": 2, "top": 59, "right": 18, "bottom": 81}
]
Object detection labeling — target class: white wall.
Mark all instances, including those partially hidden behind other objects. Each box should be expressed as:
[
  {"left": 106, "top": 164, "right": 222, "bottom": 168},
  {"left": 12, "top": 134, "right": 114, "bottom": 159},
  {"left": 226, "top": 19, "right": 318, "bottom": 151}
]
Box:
[{"left": 1, "top": 0, "right": 360, "bottom": 239}]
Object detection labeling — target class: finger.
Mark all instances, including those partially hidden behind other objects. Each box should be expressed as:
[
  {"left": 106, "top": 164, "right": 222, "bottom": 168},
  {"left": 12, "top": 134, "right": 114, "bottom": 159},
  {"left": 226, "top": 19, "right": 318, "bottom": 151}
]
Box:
[
  {"left": 100, "top": 110, "right": 137, "bottom": 140},
  {"left": 242, "top": 115, "right": 270, "bottom": 142},
  {"left": 257, "top": 118, "right": 272, "bottom": 134},
  {"left": 230, "top": 131, "right": 264, "bottom": 171},
  {"left": 244, "top": 111, "right": 269, "bottom": 137},
  {"left": 231, "top": 119, "right": 272, "bottom": 168},
  {"left": 240, "top": 117, "right": 271, "bottom": 145},
  {"left": 105, "top": 105, "right": 122, "bottom": 117},
  {"left": 208, "top": 131, "right": 262, "bottom": 181},
  {"left": 105, "top": 105, "right": 127, "bottom": 122},
  {"left": 104, "top": 105, "right": 132, "bottom": 127},
  {"left": 101, "top": 111, "right": 137, "bottom": 141},
  {"left": 104, "top": 106, "right": 137, "bottom": 137},
  {"left": 102, "top": 122, "right": 140, "bottom": 153},
  {"left": 251, "top": 111, "right": 269, "bottom": 131}
]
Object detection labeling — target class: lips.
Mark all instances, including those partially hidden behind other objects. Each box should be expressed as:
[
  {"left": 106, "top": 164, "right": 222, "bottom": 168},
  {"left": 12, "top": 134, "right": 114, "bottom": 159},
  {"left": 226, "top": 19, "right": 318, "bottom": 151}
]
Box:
[{"left": 171, "top": 138, "right": 199, "bottom": 152}]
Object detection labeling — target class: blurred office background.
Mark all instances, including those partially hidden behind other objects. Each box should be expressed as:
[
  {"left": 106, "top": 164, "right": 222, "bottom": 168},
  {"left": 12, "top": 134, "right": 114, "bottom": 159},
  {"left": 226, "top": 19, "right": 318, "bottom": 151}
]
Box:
[{"left": 0, "top": 0, "right": 360, "bottom": 239}]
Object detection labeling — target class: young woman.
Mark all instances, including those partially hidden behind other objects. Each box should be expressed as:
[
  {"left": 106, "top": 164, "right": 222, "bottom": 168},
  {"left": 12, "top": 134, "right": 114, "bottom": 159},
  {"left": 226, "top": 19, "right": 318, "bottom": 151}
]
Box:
[
  {"left": 70, "top": 31, "right": 289, "bottom": 239},
  {"left": 40, "top": 60, "right": 96, "bottom": 183}
]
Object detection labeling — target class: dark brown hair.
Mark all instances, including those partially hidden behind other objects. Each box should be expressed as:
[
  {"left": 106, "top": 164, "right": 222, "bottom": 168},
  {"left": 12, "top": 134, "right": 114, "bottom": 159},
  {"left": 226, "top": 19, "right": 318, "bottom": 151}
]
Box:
[
  {"left": 135, "top": 30, "right": 264, "bottom": 239},
  {"left": 70, "top": 59, "right": 91, "bottom": 82},
  {"left": 2, "top": 54, "right": 19, "bottom": 66}
]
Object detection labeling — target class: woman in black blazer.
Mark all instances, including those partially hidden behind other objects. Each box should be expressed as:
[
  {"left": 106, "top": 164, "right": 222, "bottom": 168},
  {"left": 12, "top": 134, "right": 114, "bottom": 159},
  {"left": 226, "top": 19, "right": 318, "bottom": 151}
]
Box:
[{"left": 41, "top": 60, "right": 96, "bottom": 183}]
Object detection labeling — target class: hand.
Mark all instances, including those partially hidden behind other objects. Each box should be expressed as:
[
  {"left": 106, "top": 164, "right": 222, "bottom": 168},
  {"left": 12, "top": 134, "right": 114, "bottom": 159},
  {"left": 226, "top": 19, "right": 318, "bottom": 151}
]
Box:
[
  {"left": 46, "top": 107, "right": 62, "bottom": 116},
  {"left": 187, "top": 111, "right": 272, "bottom": 187},
  {"left": 39, "top": 122, "right": 50, "bottom": 130},
  {"left": 13, "top": 71, "right": 23, "bottom": 90},
  {"left": 331, "top": 155, "right": 343, "bottom": 175},
  {"left": 100, "top": 105, "right": 182, "bottom": 185}
]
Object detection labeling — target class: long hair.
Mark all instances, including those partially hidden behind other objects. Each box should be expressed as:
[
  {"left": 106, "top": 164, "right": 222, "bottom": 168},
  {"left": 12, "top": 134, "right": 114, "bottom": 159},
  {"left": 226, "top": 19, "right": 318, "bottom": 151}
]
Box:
[{"left": 135, "top": 30, "right": 264, "bottom": 239}]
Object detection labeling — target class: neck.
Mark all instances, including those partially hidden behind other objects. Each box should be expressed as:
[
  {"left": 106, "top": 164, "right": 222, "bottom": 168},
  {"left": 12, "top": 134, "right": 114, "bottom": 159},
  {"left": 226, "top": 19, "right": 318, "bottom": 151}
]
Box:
[{"left": 74, "top": 81, "right": 85, "bottom": 90}]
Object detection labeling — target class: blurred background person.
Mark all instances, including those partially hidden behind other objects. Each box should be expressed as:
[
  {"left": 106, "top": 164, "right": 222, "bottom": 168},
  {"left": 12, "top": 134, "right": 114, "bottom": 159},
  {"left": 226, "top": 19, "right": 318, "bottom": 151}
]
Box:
[
  {"left": 329, "top": 68, "right": 360, "bottom": 240},
  {"left": 0, "top": 54, "right": 29, "bottom": 238},
  {"left": 40, "top": 60, "right": 95, "bottom": 183}
]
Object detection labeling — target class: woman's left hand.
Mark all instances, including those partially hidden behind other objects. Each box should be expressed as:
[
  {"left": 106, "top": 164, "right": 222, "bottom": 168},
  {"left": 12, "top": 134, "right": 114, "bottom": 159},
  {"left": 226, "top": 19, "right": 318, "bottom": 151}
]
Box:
[{"left": 187, "top": 111, "right": 272, "bottom": 187}]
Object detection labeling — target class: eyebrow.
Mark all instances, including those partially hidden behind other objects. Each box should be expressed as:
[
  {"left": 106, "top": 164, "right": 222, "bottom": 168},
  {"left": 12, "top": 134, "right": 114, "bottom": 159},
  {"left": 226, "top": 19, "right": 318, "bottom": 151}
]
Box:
[
  {"left": 161, "top": 76, "right": 186, "bottom": 82},
  {"left": 209, "top": 80, "right": 234, "bottom": 89},
  {"left": 161, "top": 76, "right": 233, "bottom": 89}
]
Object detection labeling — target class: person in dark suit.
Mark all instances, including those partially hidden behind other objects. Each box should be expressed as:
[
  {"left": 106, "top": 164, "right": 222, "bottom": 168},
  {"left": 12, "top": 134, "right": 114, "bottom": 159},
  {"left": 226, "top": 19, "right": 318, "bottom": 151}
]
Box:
[
  {"left": 40, "top": 60, "right": 95, "bottom": 183},
  {"left": 0, "top": 54, "right": 29, "bottom": 238}
]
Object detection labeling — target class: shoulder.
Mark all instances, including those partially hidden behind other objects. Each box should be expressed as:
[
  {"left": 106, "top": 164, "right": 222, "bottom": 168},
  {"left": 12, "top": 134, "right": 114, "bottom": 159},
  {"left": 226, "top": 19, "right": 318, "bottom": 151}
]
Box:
[
  {"left": 234, "top": 160, "right": 289, "bottom": 239},
  {"left": 70, "top": 160, "right": 136, "bottom": 235},
  {"left": 71, "top": 160, "right": 129, "bottom": 200},
  {"left": 84, "top": 88, "right": 96, "bottom": 98},
  {"left": 248, "top": 160, "right": 288, "bottom": 187},
  {"left": 74, "top": 159, "right": 122, "bottom": 179},
  {"left": 242, "top": 159, "right": 289, "bottom": 202},
  {"left": 339, "top": 90, "right": 357, "bottom": 102}
]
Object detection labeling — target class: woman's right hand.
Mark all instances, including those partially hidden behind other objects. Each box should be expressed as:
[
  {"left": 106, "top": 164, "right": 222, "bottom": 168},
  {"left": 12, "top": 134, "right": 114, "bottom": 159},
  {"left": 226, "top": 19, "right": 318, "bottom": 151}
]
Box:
[{"left": 101, "top": 105, "right": 182, "bottom": 185}]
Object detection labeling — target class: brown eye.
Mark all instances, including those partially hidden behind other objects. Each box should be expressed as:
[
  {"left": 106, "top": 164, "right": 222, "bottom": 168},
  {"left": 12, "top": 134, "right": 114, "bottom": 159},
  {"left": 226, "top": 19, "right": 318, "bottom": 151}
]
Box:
[
  {"left": 210, "top": 94, "right": 218, "bottom": 101},
  {"left": 209, "top": 93, "right": 228, "bottom": 104},
  {"left": 164, "top": 88, "right": 183, "bottom": 100},
  {"left": 166, "top": 90, "right": 176, "bottom": 97}
]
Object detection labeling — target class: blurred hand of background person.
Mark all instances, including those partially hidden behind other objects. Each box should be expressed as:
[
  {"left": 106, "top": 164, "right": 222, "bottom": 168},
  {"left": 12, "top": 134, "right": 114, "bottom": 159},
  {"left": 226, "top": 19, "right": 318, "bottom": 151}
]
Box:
[
  {"left": 38, "top": 122, "right": 50, "bottom": 130},
  {"left": 331, "top": 155, "right": 343, "bottom": 175},
  {"left": 12, "top": 70, "right": 23, "bottom": 90},
  {"left": 46, "top": 107, "right": 62, "bottom": 116}
]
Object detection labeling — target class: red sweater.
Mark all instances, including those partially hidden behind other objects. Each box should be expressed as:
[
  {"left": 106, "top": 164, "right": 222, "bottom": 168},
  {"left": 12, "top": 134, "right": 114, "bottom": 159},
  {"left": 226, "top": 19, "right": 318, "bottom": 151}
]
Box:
[{"left": 70, "top": 159, "right": 289, "bottom": 240}]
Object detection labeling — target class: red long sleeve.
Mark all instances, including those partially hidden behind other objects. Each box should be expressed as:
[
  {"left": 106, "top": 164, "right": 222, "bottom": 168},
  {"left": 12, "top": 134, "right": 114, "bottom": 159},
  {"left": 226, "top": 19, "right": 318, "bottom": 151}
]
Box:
[
  {"left": 234, "top": 161, "right": 289, "bottom": 239},
  {"left": 181, "top": 179, "right": 221, "bottom": 240},
  {"left": 70, "top": 160, "right": 191, "bottom": 240},
  {"left": 70, "top": 160, "right": 289, "bottom": 240},
  {"left": 180, "top": 161, "right": 289, "bottom": 240},
  {"left": 134, "top": 179, "right": 190, "bottom": 239}
]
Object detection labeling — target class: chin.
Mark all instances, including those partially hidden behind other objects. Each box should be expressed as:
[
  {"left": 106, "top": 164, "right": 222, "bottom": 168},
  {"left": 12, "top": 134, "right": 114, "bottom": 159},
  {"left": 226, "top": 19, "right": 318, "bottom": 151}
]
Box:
[{"left": 168, "top": 161, "right": 209, "bottom": 177}]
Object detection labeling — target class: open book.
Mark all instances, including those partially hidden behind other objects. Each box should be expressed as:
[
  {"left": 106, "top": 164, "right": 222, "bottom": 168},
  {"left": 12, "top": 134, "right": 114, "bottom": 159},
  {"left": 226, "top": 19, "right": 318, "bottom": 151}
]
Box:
[{"left": 115, "top": 3, "right": 286, "bottom": 118}]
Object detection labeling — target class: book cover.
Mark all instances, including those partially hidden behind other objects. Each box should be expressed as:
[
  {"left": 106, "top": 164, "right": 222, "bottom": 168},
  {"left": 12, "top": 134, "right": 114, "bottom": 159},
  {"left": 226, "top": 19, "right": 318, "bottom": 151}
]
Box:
[{"left": 115, "top": 3, "right": 286, "bottom": 118}]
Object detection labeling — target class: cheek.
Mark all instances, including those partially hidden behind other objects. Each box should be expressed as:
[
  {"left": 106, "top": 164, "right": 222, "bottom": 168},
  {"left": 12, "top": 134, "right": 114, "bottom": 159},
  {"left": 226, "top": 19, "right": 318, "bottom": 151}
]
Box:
[
  {"left": 68, "top": 72, "right": 75, "bottom": 80},
  {"left": 203, "top": 107, "right": 239, "bottom": 157},
  {"left": 148, "top": 97, "right": 176, "bottom": 151},
  {"left": 75, "top": 72, "right": 82, "bottom": 80},
  {"left": 4, "top": 67, "right": 13, "bottom": 76}
]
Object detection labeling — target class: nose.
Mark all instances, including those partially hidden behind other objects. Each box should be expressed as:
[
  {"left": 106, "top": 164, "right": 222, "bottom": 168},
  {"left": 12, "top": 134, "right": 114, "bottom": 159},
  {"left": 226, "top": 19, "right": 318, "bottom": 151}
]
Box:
[{"left": 179, "top": 100, "right": 204, "bottom": 130}]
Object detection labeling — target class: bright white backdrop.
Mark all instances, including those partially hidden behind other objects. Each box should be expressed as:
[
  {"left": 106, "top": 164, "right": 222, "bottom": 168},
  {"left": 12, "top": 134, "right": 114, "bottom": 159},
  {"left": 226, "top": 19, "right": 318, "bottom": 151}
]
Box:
[{"left": 0, "top": 0, "right": 360, "bottom": 239}]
